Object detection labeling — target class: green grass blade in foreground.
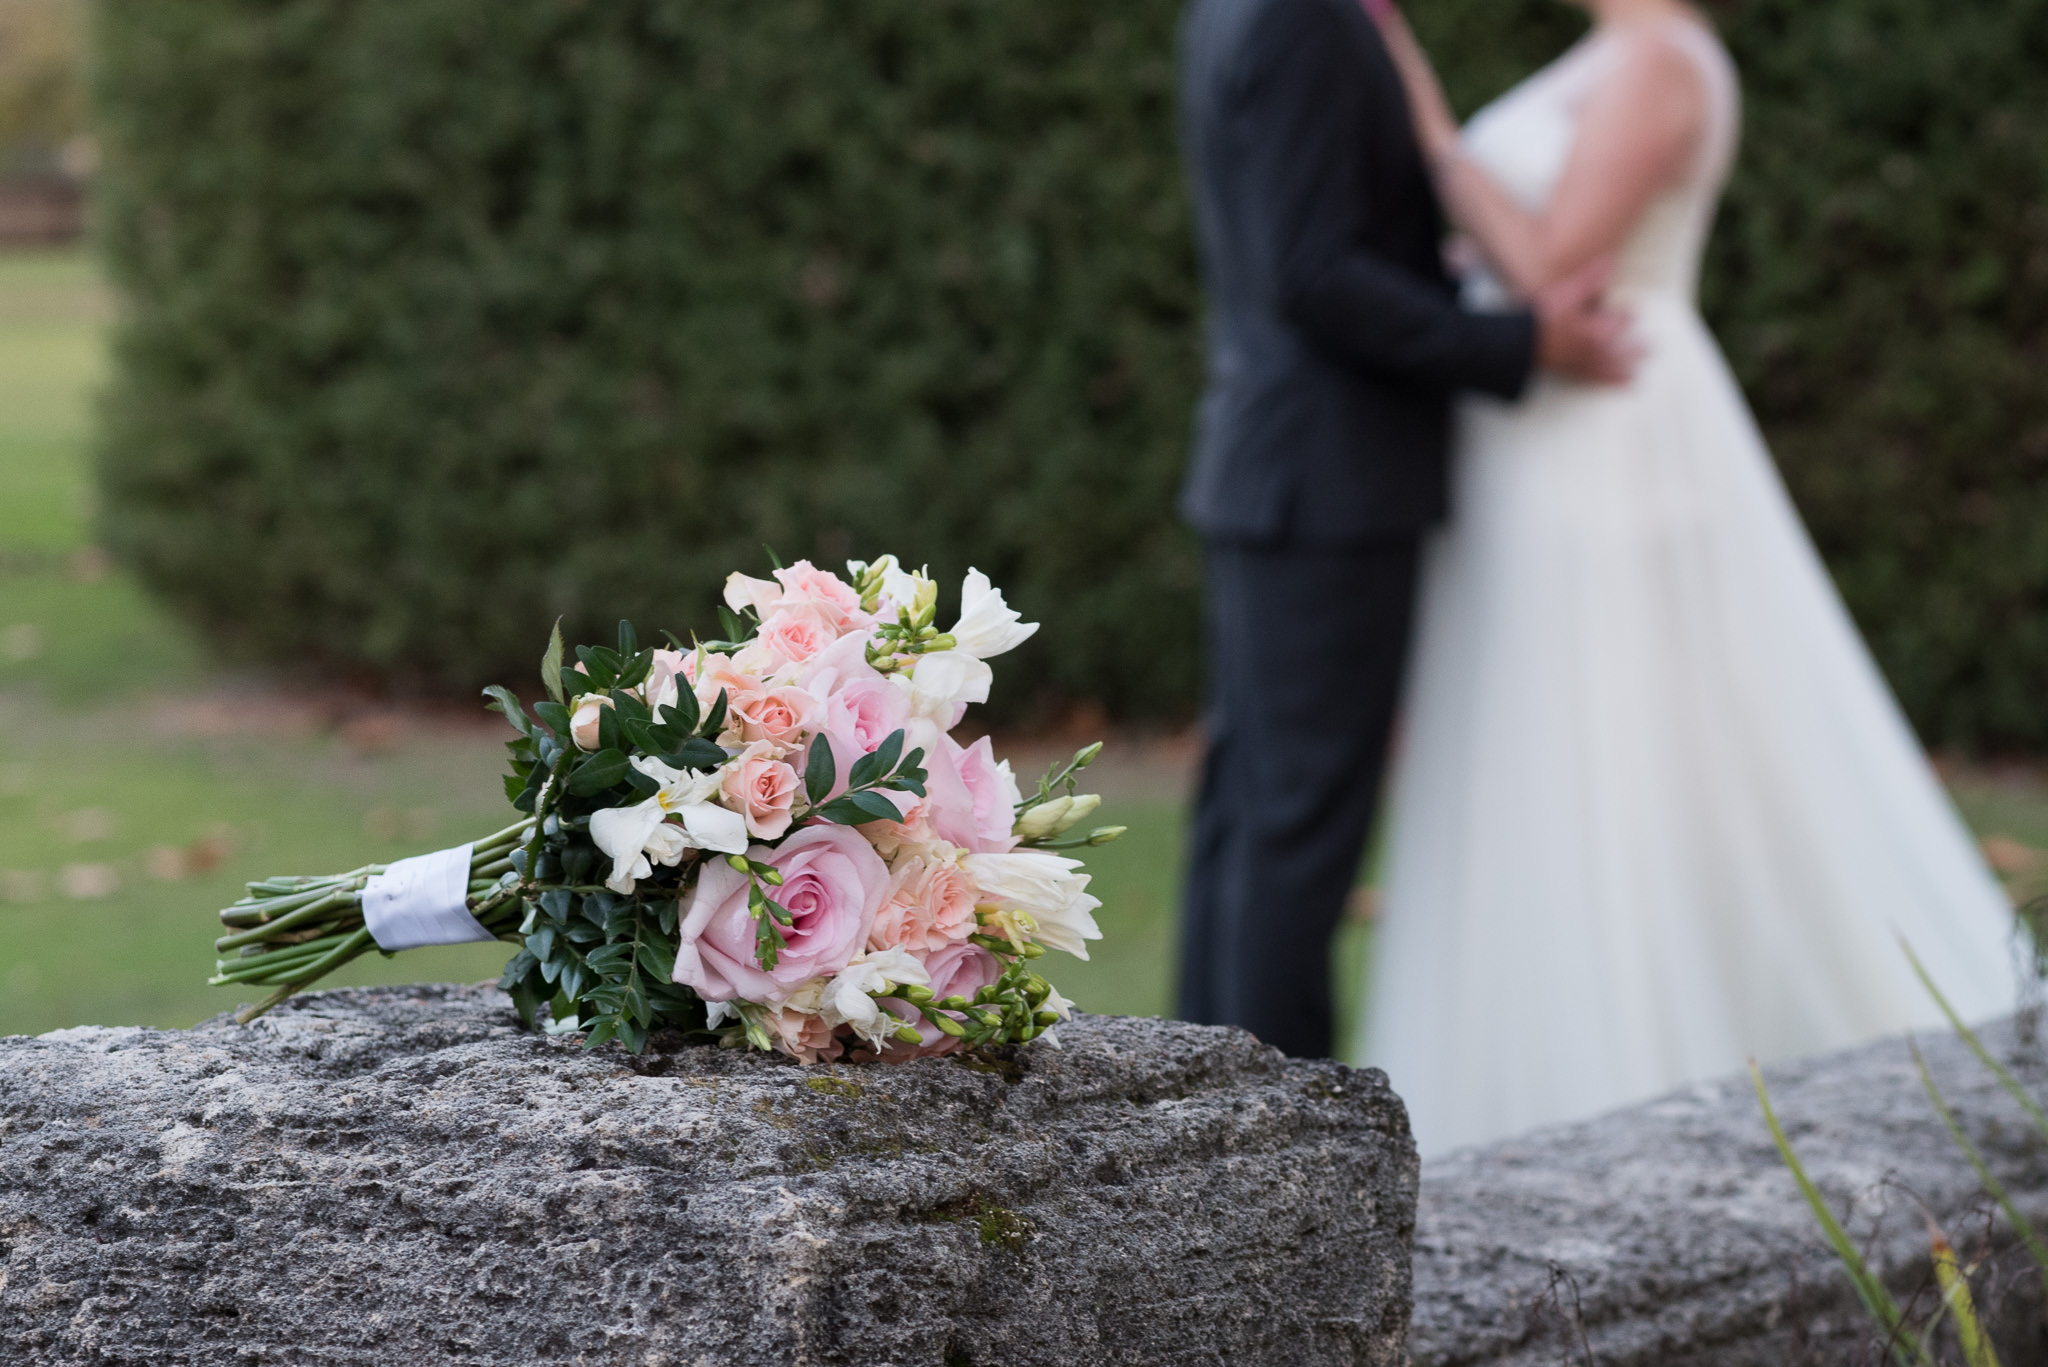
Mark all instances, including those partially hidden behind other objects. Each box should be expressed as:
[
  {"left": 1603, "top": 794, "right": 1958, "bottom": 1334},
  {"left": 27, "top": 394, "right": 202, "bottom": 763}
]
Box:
[
  {"left": 1750, "top": 1060, "right": 1928, "bottom": 1367},
  {"left": 1911, "top": 1038, "right": 2048, "bottom": 1306},
  {"left": 1899, "top": 934, "right": 2048, "bottom": 1144}
]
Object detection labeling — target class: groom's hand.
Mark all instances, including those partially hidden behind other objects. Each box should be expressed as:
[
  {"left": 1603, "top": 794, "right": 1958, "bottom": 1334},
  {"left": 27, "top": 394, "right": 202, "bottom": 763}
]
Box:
[{"left": 1534, "top": 259, "right": 1637, "bottom": 385}]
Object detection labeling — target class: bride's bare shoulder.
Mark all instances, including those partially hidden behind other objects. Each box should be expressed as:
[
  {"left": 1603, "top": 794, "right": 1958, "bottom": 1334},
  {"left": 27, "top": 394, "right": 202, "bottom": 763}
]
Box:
[
  {"left": 1588, "top": 21, "right": 1720, "bottom": 125},
  {"left": 1573, "top": 21, "right": 1714, "bottom": 164}
]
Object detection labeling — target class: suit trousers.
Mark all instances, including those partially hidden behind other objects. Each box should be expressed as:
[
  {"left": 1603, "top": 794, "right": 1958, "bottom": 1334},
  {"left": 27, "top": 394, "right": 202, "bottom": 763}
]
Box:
[{"left": 1176, "top": 537, "right": 1421, "bottom": 1059}]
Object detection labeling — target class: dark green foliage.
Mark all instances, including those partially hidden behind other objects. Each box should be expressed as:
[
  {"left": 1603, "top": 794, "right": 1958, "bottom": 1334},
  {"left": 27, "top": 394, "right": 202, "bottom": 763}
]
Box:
[
  {"left": 93, "top": 0, "right": 2048, "bottom": 743},
  {"left": 91, "top": 0, "right": 1202, "bottom": 720}
]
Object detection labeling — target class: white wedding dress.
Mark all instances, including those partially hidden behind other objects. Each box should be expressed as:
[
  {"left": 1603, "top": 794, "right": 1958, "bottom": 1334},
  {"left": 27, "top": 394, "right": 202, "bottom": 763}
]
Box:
[{"left": 1356, "top": 18, "right": 2019, "bottom": 1155}]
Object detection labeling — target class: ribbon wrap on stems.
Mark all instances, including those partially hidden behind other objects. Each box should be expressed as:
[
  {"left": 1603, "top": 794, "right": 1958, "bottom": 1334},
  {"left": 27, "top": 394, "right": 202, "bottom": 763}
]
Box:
[{"left": 361, "top": 844, "right": 495, "bottom": 950}]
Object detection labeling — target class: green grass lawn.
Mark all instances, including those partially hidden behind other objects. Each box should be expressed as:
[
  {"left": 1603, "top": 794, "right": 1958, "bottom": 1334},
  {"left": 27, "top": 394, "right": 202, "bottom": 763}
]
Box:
[{"left": 0, "top": 246, "right": 2028, "bottom": 1053}]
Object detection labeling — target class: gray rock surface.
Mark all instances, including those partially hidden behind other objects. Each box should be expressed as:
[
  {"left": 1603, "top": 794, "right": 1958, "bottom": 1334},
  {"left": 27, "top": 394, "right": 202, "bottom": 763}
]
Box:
[
  {"left": 0, "top": 984, "right": 1415, "bottom": 1366},
  {"left": 1413, "top": 1014, "right": 2048, "bottom": 1366}
]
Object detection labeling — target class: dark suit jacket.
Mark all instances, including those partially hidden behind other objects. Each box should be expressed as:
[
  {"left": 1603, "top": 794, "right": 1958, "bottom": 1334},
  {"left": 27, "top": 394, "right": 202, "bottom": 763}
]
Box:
[{"left": 1178, "top": 0, "right": 1537, "bottom": 544}]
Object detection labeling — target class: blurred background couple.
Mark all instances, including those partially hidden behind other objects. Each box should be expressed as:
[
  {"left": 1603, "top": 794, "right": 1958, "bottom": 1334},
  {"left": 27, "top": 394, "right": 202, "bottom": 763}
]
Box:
[{"left": 1173, "top": 0, "right": 2018, "bottom": 1153}]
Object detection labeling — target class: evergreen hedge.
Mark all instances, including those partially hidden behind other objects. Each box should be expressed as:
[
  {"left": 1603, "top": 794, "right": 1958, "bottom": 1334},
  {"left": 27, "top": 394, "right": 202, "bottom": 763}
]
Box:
[
  {"left": 94, "top": 0, "right": 2048, "bottom": 745},
  {"left": 92, "top": 0, "right": 1202, "bottom": 719}
]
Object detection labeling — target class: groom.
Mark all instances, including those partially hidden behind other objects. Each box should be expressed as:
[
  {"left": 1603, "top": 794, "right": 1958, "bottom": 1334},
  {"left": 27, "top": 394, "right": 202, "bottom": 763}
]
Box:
[{"left": 1175, "top": 0, "right": 1632, "bottom": 1058}]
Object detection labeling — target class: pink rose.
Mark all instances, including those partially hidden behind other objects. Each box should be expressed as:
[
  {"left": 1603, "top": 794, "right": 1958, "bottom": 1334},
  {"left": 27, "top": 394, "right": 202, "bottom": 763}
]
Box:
[
  {"left": 905, "top": 723, "right": 1017, "bottom": 855},
  {"left": 693, "top": 655, "right": 759, "bottom": 713},
  {"left": 674, "top": 824, "right": 888, "bottom": 1005},
  {"left": 771, "top": 560, "right": 872, "bottom": 635},
  {"left": 797, "top": 630, "right": 883, "bottom": 698},
  {"left": 733, "top": 684, "right": 822, "bottom": 752},
  {"left": 757, "top": 605, "right": 836, "bottom": 670},
  {"left": 880, "top": 942, "right": 1001, "bottom": 1058},
  {"left": 812, "top": 676, "right": 913, "bottom": 800},
  {"left": 868, "top": 853, "right": 978, "bottom": 953},
  {"left": 856, "top": 795, "right": 937, "bottom": 860},
  {"left": 914, "top": 725, "right": 981, "bottom": 852},
  {"left": 721, "top": 743, "right": 801, "bottom": 840},
  {"left": 949, "top": 735, "right": 1023, "bottom": 854},
  {"left": 767, "top": 1008, "right": 843, "bottom": 1064}
]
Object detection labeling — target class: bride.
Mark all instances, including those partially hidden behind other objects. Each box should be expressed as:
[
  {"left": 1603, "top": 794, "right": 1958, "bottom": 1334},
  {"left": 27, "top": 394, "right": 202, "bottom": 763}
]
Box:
[{"left": 1355, "top": 0, "right": 2020, "bottom": 1153}]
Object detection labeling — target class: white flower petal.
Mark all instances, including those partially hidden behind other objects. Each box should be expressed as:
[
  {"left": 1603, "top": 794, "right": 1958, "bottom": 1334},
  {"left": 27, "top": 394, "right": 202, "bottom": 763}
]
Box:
[
  {"left": 904, "top": 650, "right": 992, "bottom": 721},
  {"left": 590, "top": 801, "right": 665, "bottom": 893},
  {"left": 677, "top": 801, "right": 749, "bottom": 855},
  {"left": 962, "top": 850, "right": 1102, "bottom": 959},
  {"left": 951, "top": 569, "right": 1039, "bottom": 659}
]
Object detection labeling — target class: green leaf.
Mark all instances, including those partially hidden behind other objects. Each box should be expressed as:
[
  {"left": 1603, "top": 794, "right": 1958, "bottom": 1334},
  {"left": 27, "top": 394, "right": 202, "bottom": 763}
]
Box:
[
  {"left": 698, "top": 688, "right": 729, "bottom": 739},
  {"left": 596, "top": 700, "right": 623, "bottom": 751},
  {"left": 583, "top": 1018, "right": 619, "bottom": 1050},
  {"left": 616, "top": 648, "right": 654, "bottom": 692},
  {"left": 617, "top": 619, "right": 639, "bottom": 657},
  {"left": 566, "top": 748, "right": 631, "bottom": 794},
  {"left": 542, "top": 619, "right": 566, "bottom": 705},
  {"left": 817, "top": 791, "right": 904, "bottom": 825},
  {"left": 502, "top": 773, "right": 529, "bottom": 804},
  {"left": 483, "top": 685, "right": 534, "bottom": 736},
  {"left": 659, "top": 737, "right": 728, "bottom": 772},
  {"left": 805, "top": 738, "right": 836, "bottom": 806},
  {"left": 534, "top": 700, "right": 572, "bottom": 738},
  {"left": 610, "top": 687, "right": 651, "bottom": 726},
  {"left": 659, "top": 686, "right": 700, "bottom": 736},
  {"left": 851, "top": 728, "right": 905, "bottom": 790},
  {"left": 719, "top": 606, "right": 747, "bottom": 643},
  {"left": 586, "top": 942, "right": 633, "bottom": 975},
  {"left": 636, "top": 936, "right": 675, "bottom": 981},
  {"left": 872, "top": 727, "right": 905, "bottom": 775}
]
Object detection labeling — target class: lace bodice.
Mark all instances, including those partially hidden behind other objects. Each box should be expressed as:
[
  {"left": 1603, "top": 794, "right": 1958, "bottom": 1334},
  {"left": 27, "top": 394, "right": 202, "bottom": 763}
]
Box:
[{"left": 1459, "top": 17, "right": 1740, "bottom": 303}]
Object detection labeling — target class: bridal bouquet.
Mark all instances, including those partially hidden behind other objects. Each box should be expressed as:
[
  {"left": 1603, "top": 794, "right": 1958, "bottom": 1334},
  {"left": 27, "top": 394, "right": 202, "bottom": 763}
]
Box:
[{"left": 210, "top": 557, "right": 1121, "bottom": 1061}]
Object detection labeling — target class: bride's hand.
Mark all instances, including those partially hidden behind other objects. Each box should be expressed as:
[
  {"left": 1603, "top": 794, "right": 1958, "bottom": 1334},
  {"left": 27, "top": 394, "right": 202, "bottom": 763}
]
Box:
[{"left": 1362, "top": 1, "right": 1461, "bottom": 160}]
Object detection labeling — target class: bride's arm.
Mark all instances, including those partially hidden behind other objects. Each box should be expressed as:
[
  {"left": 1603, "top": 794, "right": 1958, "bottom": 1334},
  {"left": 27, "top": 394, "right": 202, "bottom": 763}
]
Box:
[{"left": 1374, "top": 9, "right": 1706, "bottom": 299}]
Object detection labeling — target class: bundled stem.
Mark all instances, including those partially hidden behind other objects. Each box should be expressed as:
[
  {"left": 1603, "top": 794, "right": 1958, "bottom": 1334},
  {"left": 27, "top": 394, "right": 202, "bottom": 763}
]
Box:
[{"left": 213, "top": 818, "right": 534, "bottom": 1023}]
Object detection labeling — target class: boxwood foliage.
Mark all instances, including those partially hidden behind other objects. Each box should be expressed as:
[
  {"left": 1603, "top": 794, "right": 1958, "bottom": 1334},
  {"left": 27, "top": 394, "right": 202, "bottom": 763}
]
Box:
[
  {"left": 94, "top": 0, "right": 2048, "bottom": 744},
  {"left": 91, "top": 0, "right": 1202, "bottom": 719}
]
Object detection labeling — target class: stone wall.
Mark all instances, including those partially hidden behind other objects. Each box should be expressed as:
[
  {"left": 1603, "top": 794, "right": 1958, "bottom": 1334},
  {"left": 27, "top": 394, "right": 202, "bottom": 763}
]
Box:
[
  {"left": 1412, "top": 1015, "right": 2048, "bottom": 1366},
  {"left": 0, "top": 985, "right": 1415, "bottom": 1366}
]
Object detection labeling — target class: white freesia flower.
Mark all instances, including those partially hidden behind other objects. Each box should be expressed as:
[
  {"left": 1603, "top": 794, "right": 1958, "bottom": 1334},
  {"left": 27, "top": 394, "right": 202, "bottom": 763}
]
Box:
[
  {"left": 1040, "top": 982, "right": 1075, "bottom": 1021},
  {"left": 783, "top": 947, "right": 932, "bottom": 1047},
  {"left": 961, "top": 850, "right": 1103, "bottom": 960},
  {"left": 588, "top": 757, "right": 748, "bottom": 894},
  {"left": 896, "top": 649, "right": 992, "bottom": 722},
  {"left": 950, "top": 569, "right": 1039, "bottom": 659}
]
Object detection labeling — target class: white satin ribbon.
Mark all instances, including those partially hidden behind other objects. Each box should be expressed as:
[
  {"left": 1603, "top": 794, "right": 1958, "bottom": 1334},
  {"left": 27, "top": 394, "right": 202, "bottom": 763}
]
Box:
[{"left": 361, "top": 844, "right": 495, "bottom": 951}]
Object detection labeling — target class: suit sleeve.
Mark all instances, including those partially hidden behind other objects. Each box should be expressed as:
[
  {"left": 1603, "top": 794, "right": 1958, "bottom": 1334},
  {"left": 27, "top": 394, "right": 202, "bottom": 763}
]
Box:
[{"left": 1234, "top": 0, "right": 1534, "bottom": 398}]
